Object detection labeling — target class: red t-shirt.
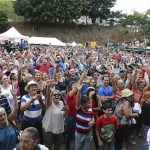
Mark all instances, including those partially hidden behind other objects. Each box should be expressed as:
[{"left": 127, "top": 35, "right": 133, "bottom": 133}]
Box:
[
  {"left": 92, "top": 101, "right": 98, "bottom": 116},
  {"left": 66, "top": 93, "right": 77, "bottom": 118},
  {"left": 96, "top": 115, "right": 118, "bottom": 132},
  {"left": 38, "top": 64, "right": 52, "bottom": 74}
]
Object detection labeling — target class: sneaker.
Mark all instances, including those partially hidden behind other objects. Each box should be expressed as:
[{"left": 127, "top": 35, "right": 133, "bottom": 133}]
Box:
[
  {"left": 136, "top": 132, "right": 142, "bottom": 138},
  {"left": 90, "top": 135, "right": 93, "bottom": 141},
  {"left": 129, "top": 139, "right": 136, "bottom": 145}
]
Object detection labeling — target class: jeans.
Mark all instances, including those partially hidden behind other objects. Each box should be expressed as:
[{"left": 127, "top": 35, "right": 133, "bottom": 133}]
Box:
[
  {"left": 75, "top": 131, "right": 91, "bottom": 150},
  {"left": 92, "top": 123, "right": 99, "bottom": 150},
  {"left": 65, "top": 115, "right": 76, "bottom": 150},
  {"left": 43, "top": 131, "right": 61, "bottom": 150},
  {"left": 98, "top": 140, "right": 115, "bottom": 150},
  {"left": 115, "top": 124, "right": 129, "bottom": 150},
  {"left": 140, "top": 124, "right": 150, "bottom": 150}
]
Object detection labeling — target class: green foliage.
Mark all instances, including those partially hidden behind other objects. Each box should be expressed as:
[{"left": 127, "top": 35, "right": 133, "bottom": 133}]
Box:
[
  {"left": 107, "top": 10, "right": 123, "bottom": 26},
  {"left": 0, "top": 10, "right": 8, "bottom": 31},
  {"left": 14, "top": 0, "right": 90, "bottom": 23},
  {"left": 14, "top": 0, "right": 115, "bottom": 24},
  {"left": 85, "top": 0, "right": 116, "bottom": 23},
  {"left": 0, "top": 0, "right": 23, "bottom": 21}
]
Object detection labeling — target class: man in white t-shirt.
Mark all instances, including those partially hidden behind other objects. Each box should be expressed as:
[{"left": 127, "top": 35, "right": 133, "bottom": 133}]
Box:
[{"left": 14, "top": 127, "right": 49, "bottom": 150}]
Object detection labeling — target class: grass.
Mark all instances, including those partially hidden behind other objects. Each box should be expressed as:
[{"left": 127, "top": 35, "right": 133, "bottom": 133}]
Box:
[{"left": 0, "top": 0, "right": 23, "bottom": 21}]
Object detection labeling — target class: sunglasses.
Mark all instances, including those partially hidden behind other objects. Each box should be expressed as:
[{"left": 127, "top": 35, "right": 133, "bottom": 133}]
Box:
[{"left": 52, "top": 93, "right": 60, "bottom": 96}]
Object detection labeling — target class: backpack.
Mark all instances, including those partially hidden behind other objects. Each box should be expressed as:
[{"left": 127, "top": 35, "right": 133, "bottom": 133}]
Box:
[{"left": 114, "top": 98, "right": 129, "bottom": 125}]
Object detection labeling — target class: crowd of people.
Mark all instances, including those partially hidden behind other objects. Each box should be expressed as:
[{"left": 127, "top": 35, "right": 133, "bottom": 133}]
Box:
[{"left": 0, "top": 42, "right": 150, "bottom": 150}]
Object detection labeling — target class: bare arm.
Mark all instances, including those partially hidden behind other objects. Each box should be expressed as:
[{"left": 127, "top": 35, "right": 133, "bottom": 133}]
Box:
[
  {"left": 110, "top": 75, "right": 117, "bottom": 94},
  {"left": 68, "top": 88, "right": 78, "bottom": 98},
  {"left": 144, "top": 85, "right": 150, "bottom": 92},
  {"left": 18, "top": 67, "right": 22, "bottom": 84},
  {"left": 36, "top": 56, "right": 42, "bottom": 66},
  {"left": 45, "top": 81, "right": 52, "bottom": 108},
  {"left": 53, "top": 64, "right": 58, "bottom": 82},
  {"left": 123, "top": 101, "right": 138, "bottom": 118},
  {"left": 96, "top": 127, "right": 103, "bottom": 146},
  {"left": 76, "top": 84, "right": 82, "bottom": 109},
  {"left": 8, "top": 87, "right": 18, "bottom": 121},
  {"left": 8, "top": 96, "right": 18, "bottom": 121},
  {"left": 37, "top": 95, "right": 46, "bottom": 110}
]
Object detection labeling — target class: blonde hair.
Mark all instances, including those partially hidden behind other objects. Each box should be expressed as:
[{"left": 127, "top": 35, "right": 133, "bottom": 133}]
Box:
[{"left": 0, "top": 107, "right": 9, "bottom": 126}]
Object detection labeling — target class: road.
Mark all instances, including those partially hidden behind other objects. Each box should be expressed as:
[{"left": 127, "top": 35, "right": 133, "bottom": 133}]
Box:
[{"left": 60, "top": 135, "right": 142, "bottom": 150}]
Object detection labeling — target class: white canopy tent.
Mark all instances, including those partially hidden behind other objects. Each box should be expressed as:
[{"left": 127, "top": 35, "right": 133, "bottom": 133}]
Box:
[
  {"left": 29, "top": 37, "right": 66, "bottom": 46},
  {"left": 0, "top": 27, "right": 29, "bottom": 40},
  {"left": 71, "top": 42, "right": 77, "bottom": 47}
]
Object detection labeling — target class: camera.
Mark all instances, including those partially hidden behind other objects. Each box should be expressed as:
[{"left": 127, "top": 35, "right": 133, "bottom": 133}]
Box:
[{"left": 37, "top": 90, "right": 40, "bottom": 94}]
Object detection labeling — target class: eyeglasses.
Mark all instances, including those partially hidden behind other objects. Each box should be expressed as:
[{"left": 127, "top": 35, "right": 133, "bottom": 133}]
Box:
[
  {"left": 19, "top": 138, "right": 34, "bottom": 144},
  {"left": 52, "top": 93, "right": 60, "bottom": 97}
]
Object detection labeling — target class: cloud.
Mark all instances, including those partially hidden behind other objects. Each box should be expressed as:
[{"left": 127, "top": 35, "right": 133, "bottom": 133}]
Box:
[{"left": 112, "top": 0, "right": 150, "bottom": 14}]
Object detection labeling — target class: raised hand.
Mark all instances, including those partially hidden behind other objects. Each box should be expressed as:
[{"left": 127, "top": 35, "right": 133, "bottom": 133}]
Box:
[
  {"left": 89, "top": 91, "right": 96, "bottom": 98},
  {"left": 36, "top": 94, "right": 42, "bottom": 101},
  {"left": 77, "top": 84, "right": 83, "bottom": 91},
  {"left": 10, "top": 86, "right": 18, "bottom": 97},
  {"left": 46, "top": 80, "right": 51, "bottom": 86},
  {"left": 88, "top": 120, "right": 95, "bottom": 127}
]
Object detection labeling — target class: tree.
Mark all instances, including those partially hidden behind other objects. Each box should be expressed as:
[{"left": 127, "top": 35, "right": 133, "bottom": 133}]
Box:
[
  {"left": 140, "top": 10, "right": 150, "bottom": 38},
  {"left": 84, "top": 0, "right": 116, "bottom": 24},
  {"left": 0, "top": 10, "right": 8, "bottom": 31},
  {"left": 13, "top": 0, "right": 90, "bottom": 24},
  {"left": 55, "top": 0, "right": 90, "bottom": 23},
  {"left": 107, "top": 10, "right": 123, "bottom": 26}
]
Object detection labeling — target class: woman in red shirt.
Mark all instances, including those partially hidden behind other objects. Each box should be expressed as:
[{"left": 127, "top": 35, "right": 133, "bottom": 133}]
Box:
[
  {"left": 87, "top": 87, "right": 101, "bottom": 150},
  {"left": 65, "top": 81, "right": 78, "bottom": 150}
]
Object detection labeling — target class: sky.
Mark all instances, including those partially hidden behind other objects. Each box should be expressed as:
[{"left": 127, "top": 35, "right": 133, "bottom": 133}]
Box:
[{"left": 111, "top": 0, "right": 150, "bottom": 14}]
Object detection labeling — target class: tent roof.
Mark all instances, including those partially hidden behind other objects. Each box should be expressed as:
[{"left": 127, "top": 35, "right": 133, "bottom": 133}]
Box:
[
  {"left": 29, "top": 37, "right": 66, "bottom": 46},
  {"left": 0, "top": 27, "right": 29, "bottom": 40}
]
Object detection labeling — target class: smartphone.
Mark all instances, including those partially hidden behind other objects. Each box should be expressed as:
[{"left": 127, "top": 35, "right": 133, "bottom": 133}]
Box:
[
  {"left": 61, "top": 106, "right": 69, "bottom": 111},
  {"left": 37, "top": 90, "right": 40, "bottom": 94}
]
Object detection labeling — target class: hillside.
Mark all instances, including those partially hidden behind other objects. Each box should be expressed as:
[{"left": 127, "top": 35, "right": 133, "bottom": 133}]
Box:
[
  {"left": 7, "top": 22, "right": 135, "bottom": 45},
  {"left": 0, "top": 0, "right": 136, "bottom": 45}
]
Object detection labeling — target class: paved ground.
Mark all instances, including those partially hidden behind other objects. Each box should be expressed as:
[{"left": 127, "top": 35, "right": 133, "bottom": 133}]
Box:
[{"left": 60, "top": 135, "right": 142, "bottom": 150}]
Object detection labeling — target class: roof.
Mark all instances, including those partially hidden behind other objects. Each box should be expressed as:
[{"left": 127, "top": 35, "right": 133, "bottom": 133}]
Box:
[
  {"left": 0, "top": 27, "right": 29, "bottom": 40},
  {"left": 28, "top": 36, "right": 66, "bottom": 46}
]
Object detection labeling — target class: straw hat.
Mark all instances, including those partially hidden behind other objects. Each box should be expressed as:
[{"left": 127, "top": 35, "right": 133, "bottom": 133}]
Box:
[
  {"left": 25, "top": 80, "right": 37, "bottom": 91},
  {"left": 122, "top": 89, "right": 133, "bottom": 98}
]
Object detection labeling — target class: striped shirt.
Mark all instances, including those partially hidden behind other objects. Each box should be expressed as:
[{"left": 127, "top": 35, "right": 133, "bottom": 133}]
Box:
[
  {"left": 115, "top": 88, "right": 122, "bottom": 102},
  {"left": 0, "top": 94, "right": 11, "bottom": 115},
  {"left": 21, "top": 94, "right": 45, "bottom": 123},
  {"left": 76, "top": 106, "right": 93, "bottom": 134}
]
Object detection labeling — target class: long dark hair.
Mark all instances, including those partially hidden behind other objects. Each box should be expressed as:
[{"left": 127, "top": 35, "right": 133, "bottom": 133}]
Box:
[
  {"left": 67, "top": 81, "right": 76, "bottom": 92},
  {"left": 87, "top": 87, "right": 98, "bottom": 107}
]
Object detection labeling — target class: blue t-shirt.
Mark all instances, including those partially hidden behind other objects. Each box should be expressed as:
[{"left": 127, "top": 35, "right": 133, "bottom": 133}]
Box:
[
  {"left": 81, "top": 83, "right": 90, "bottom": 96},
  {"left": 0, "top": 125, "right": 17, "bottom": 150},
  {"left": 98, "top": 85, "right": 114, "bottom": 107}
]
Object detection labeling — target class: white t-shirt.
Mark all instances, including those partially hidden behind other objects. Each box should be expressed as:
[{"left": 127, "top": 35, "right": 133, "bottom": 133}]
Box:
[
  {"left": 13, "top": 144, "right": 49, "bottom": 150},
  {"left": 42, "top": 100, "right": 64, "bottom": 134},
  {"left": 1, "top": 84, "right": 13, "bottom": 109},
  {"left": 147, "top": 129, "right": 150, "bottom": 150}
]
